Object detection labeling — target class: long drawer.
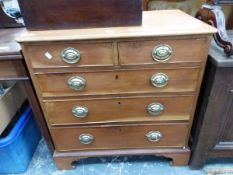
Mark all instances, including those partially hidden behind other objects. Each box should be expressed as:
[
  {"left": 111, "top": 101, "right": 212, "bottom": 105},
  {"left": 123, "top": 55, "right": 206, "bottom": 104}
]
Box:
[
  {"left": 51, "top": 123, "right": 189, "bottom": 151},
  {"left": 44, "top": 95, "right": 194, "bottom": 126},
  {"left": 36, "top": 68, "right": 199, "bottom": 97}
]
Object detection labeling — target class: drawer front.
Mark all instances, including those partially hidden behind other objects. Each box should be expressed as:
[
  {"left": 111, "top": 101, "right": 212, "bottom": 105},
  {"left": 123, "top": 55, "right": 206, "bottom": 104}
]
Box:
[
  {"left": 25, "top": 42, "right": 114, "bottom": 68},
  {"left": 36, "top": 68, "right": 199, "bottom": 97},
  {"left": 0, "top": 60, "right": 28, "bottom": 79},
  {"left": 44, "top": 95, "right": 194, "bottom": 126},
  {"left": 118, "top": 38, "right": 206, "bottom": 65},
  {"left": 51, "top": 123, "right": 189, "bottom": 151}
]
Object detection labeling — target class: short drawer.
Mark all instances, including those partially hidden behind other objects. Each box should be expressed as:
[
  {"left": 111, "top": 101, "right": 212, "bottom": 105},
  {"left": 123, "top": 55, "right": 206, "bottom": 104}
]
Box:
[
  {"left": 36, "top": 68, "right": 199, "bottom": 97},
  {"left": 44, "top": 95, "right": 194, "bottom": 126},
  {"left": 25, "top": 42, "right": 114, "bottom": 68},
  {"left": 51, "top": 123, "right": 189, "bottom": 151},
  {"left": 118, "top": 38, "right": 207, "bottom": 65}
]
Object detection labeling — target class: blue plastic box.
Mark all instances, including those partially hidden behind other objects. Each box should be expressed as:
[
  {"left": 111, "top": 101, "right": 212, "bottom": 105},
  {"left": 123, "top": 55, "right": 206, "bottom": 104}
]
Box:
[{"left": 0, "top": 106, "right": 41, "bottom": 174}]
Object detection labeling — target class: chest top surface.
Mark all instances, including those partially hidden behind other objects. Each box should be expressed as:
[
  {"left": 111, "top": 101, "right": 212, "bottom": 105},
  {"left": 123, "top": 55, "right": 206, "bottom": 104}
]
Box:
[{"left": 16, "top": 10, "right": 217, "bottom": 43}]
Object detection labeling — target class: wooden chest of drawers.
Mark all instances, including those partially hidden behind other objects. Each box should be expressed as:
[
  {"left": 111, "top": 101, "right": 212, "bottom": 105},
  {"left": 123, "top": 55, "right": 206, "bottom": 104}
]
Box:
[{"left": 17, "top": 10, "right": 216, "bottom": 170}]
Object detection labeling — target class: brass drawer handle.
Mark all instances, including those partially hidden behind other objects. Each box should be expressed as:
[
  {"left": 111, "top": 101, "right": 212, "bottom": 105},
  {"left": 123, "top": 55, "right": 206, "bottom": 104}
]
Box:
[
  {"left": 146, "top": 131, "right": 162, "bottom": 142},
  {"left": 61, "top": 47, "right": 81, "bottom": 64},
  {"left": 150, "top": 73, "right": 169, "bottom": 88},
  {"left": 79, "top": 134, "right": 94, "bottom": 144},
  {"left": 67, "top": 76, "right": 86, "bottom": 91},
  {"left": 147, "top": 103, "right": 164, "bottom": 116},
  {"left": 72, "top": 106, "right": 89, "bottom": 118},
  {"left": 152, "top": 44, "right": 172, "bottom": 62}
]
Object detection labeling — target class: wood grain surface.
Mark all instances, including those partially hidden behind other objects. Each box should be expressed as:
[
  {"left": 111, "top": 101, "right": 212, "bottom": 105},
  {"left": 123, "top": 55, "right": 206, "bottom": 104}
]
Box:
[
  {"left": 0, "top": 60, "right": 28, "bottom": 80},
  {"left": 118, "top": 38, "right": 208, "bottom": 65},
  {"left": 18, "top": 10, "right": 216, "bottom": 169},
  {"left": 35, "top": 68, "right": 200, "bottom": 97},
  {"left": 44, "top": 94, "right": 194, "bottom": 126},
  {"left": 25, "top": 42, "right": 114, "bottom": 68},
  {"left": 16, "top": 10, "right": 217, "bottom": 43},
  {"left": 51, "top": 123, "right": 189, "bottom": 151}
]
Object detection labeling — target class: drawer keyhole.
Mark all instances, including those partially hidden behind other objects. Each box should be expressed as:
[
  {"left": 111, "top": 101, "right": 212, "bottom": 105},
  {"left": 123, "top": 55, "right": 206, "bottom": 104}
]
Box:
[{"left": 115, "top": 75, "right": 119, "bottom": 80}]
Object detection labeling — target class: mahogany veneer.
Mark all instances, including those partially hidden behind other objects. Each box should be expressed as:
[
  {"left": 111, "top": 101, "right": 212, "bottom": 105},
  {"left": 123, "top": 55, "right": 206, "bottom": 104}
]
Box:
[
  {"left": 17, "top": 10, "right": 216, "bottom": 170},
  {"left": 44, "top": 95, "right": 194, "bottom": 126},
  {"left": 35, "top": 68, "right": 199, "bottom": 97}
]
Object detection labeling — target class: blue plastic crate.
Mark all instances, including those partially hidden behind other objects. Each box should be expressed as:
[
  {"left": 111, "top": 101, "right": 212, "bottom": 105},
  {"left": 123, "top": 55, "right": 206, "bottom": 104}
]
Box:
[{"left": 0, "top": 105, "right": 41, "bottom": 174}]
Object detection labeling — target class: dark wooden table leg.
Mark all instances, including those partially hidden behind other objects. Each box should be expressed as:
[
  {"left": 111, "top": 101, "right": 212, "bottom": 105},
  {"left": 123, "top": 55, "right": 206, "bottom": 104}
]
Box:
[
  {"left": 189, "top": 60, "right": 215, "bottom": 169},
  {"left": 22, "top": 79, "right": 54, "bottom": 153}
]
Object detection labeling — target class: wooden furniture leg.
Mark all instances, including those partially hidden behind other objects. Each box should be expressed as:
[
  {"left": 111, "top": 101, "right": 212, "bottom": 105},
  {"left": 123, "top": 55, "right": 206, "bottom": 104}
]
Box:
[
  {"left": 167, "top": 152, "right": 190, "bottom": 166},
  {"left": 53, "top": 156, "right": 80, "bottom": 170},
  {"left": 53, "top": 148, "right": 190, "bottom": 170},
  {"left": 22, "top": 80, "right": 54, "bottom": 153}
]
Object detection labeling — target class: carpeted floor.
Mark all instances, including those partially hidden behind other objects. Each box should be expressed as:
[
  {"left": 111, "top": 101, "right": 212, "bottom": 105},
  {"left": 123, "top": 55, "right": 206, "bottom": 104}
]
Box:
[{"left": 11, "top": 139, "right": 233, "bottom": 175}]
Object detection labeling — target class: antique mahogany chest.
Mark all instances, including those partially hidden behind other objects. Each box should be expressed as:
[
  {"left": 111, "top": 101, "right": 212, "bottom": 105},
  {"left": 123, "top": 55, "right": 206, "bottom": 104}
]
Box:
[{"left": 17, "top": 10, "right": 216, "bottom": 169}]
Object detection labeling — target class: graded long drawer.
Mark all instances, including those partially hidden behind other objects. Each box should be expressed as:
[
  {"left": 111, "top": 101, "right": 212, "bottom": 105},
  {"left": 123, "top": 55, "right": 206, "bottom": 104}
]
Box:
[
  {"left": 118, "top": 38, "right": 208, "bottom": 65},
  {"left": 51, "top": 123, "right": 189, "bottom": 151},
  {"left": 44, "top": 95, "right": 194, "bottom": 126},
  {"left": 24, "top": 42, "right": 114, "bottom": 68},
  {"left": 36, "top": 68, "right": 200, "bottom": 97}
]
